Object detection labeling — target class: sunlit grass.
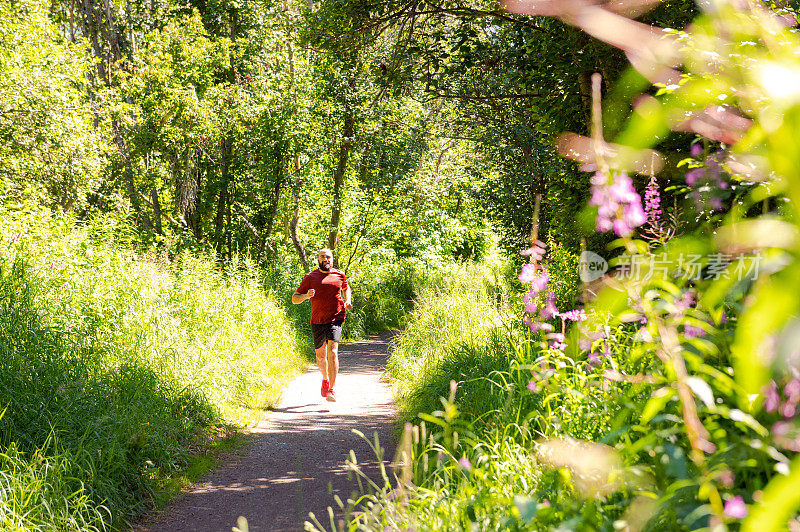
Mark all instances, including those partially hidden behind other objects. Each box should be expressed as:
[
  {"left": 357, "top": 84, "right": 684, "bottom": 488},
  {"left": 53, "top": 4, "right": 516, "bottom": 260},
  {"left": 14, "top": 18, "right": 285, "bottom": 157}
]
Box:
[
  {"left": 0, "top": 209, "right": 309, "bottom": 529},
  {"left": 387, "top": 261, "right": 511, "bottom": 409}
]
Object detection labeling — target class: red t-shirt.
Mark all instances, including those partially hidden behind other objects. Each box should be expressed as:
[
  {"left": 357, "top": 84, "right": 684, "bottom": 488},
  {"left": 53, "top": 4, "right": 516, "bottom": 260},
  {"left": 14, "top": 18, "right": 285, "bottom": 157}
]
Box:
[{"left": 296, "top": 269, "right": 349, "bottom": 324}]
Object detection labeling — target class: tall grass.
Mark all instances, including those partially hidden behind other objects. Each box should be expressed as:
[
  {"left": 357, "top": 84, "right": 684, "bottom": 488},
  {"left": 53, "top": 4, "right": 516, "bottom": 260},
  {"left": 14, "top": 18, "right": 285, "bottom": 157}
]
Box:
[
  {"left": 315, "top": 261, "right": 632, "bottom": 531},
  {"left": 386, "top": 261, "right": 513, "bottom": 414},
  {"left": 0, "top": 209, "right": 309, "bottom": 529}
]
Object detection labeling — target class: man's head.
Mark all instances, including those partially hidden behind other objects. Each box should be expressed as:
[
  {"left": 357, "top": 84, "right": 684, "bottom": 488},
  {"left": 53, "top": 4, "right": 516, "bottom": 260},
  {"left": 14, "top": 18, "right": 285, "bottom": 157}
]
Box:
[{"left": 317, "top": 248, "right": 333, "bottom": 271}]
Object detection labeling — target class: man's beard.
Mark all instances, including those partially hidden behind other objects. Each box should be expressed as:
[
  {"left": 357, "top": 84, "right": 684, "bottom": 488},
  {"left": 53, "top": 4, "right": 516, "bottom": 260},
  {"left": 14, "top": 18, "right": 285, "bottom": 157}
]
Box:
[{"left": 318, "top": 261, "right": 331, "bottom": 271}]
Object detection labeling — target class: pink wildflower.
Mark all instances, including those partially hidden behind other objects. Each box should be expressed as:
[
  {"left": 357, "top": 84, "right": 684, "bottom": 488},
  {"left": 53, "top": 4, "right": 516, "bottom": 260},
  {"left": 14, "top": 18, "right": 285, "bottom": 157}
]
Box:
[
  {"left": 780, "top": 402, "right": 797, "bottom": 419},
  {"left": 718, "top": 469, "right": 735, "bottom": 488},
  {"left": 590, "top": 172, "right": 646, "bottom": 237},
  {"left": 683, "top": 325, "right": 706, "bottom": 338},
  {"left": 540, "top": 295, "right": 559, "bottom": 320},
  {"left": 530, "top": 272, "right": 549, "bottom": 293},
  {"left": 773, "top": 421, "right": 791, "bottom": 437},
  {"left": 785, "top": 378, "right": 800, "bottom": 402},
  {"left": 723, "top": 496, "right": 748, "bottom": 519},
  {"left": 521, "top": 240, "right": 546, "bottom": 259},
  {"left": 765, "top": 381, "right": 780, "bottom": 413},
  {"left": 519, "top": 263, "right": 538, "bottom": 284}
]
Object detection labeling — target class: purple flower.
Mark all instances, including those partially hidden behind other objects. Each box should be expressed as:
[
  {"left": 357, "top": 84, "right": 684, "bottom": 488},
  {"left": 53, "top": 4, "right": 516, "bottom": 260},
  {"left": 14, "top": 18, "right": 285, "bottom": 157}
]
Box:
[
  {"left": 707, "top": 157, "right": 722, "bottom": 178},
  {"left": 785, "top": 378, "right": 800, "bottom": 402},
  {"left": 541, "top": 295, "right": 559, "bottom": 320},
  {"left": 675, "top": 291, "right": 696, "bottom": 314},
  {"left": 539, "top": 322, "right": 553, "bottom": 332},
  {"left": 587, "top": 352, "right": 602, "bottom": 367},
  {"left": 684, "top": 325, "right": 707, "bottom": 338},
  {"left": 560, "top": 309, "right": 587, "bottom": 322},
  {"left": 685, "top": 168, "right": 704, "bottom": 186},
  {"left": 710, "top": 197, "right": 723, "bottom": 211},
  {"left": 643, "top": 174, "right": 662, "bottom": 225},
  {"left": 719, "top": 469, "right": 735, "bottom": 488},
  {"left": 765, "top": 381, "right": 781, "bottom": 413},
  {"left": 723, "top": 496, "right": 748, "bottom": 519},
  {"left": 610, "top": 174, "right": 639, "bottom": 203},
  {"left": 524, "top": 302, "right": 539, "bottom": 314},
  {"left": 521, "top": 242, "right": 546, "bottom": 259},
  {"left": 690, "top": 143, "right": 703, "bottom": 157},
  {"left": 596, "top": 216, "right": 613, "bottom": 233},
  {"left": 590, "top": 172, "right": 646, "bottom": 237},
  {"left": 780, "top": 401, "right": 797, "bottom": 419},
  {"left": 773, "top": 421, "right": 791, "bottom": 437},
  {"left": 519, "top": 263, "right": 538, "bottom": 284},
  {"left": 613, "top": 218, "right": 633, "bottom": 237},
  {"left": 531, "top": 272, "right": 549, "bottom": 293},
  {"left": 527, "top": 380, "right": 539, "bottom": 393},
  {"left": 458, "top": 457, "right": 472, "bottom": 471}
]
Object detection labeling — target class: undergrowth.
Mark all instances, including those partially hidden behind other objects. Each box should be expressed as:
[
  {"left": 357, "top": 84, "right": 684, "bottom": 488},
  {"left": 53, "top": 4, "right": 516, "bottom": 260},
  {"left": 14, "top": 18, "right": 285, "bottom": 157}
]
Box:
[{"left": 0, "top": 209, "right": 309, "bottom": 530}]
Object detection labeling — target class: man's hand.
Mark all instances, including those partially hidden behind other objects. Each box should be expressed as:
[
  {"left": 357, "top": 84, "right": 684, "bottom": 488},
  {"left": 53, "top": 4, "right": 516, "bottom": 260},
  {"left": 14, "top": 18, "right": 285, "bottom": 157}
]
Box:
[
  {"left": 292, "top": 289, "right": 314, "bottom": 304},
  {"left": 345, "top": 300, "right": 353, "bottom": 310}
]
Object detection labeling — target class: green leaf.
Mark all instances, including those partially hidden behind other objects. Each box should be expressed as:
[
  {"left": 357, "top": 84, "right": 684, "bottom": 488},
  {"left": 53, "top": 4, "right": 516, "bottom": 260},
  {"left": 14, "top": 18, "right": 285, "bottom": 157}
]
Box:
[
  {"left": 742, "top": 453, "right": 800, "bottom": 532},
  {"left": 641, "top": 387, "right": 675, "bottom": 424},
  {"left": 731, "top": 263, "right": 800, "bottom": 398}
]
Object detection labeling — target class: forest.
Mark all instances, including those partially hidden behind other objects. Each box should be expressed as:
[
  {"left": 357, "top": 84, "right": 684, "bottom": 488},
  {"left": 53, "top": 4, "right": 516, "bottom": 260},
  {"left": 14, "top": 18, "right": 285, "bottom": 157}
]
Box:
[{"left": 2, "top": 0, "right": 800, "bottom": 530}]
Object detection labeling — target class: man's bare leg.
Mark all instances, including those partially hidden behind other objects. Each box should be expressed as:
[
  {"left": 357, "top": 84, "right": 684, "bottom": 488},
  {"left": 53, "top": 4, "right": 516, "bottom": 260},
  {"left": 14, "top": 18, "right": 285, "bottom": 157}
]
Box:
[
  {"left": 316, "top": 344, "right": 328, "bottom": 380},
  {"left": 326, "top": 340, "right": 339, "bottom": 388}
]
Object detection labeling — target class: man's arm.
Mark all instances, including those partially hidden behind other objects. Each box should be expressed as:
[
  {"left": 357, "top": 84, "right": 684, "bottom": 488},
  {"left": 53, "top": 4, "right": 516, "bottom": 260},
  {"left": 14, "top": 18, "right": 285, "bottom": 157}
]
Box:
[
  {"left": 292, "top": 289, "right": 315, "bottom": 304},
  {"left": 344, "top": 285, "right": 352, "bottom": 310}
]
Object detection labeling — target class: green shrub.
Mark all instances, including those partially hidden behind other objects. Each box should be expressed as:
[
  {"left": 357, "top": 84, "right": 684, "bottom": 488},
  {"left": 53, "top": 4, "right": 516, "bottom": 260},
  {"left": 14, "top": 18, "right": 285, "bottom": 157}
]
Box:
[{"left": 544, "top": 238, "right": 579, "bottom": 312}]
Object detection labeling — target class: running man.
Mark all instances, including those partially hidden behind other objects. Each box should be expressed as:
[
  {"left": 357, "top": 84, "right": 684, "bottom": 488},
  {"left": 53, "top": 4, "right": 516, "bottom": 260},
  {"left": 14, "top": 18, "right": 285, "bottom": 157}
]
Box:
[{"left": 292, "top": 248, "right": 352, "bottom": 402}]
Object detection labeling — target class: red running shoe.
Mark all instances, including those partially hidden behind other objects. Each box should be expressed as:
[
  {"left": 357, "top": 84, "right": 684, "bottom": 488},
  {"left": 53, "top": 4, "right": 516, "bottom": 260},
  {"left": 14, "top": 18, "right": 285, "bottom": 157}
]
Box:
[
  {"left": 321, "top": 379, "right": 329, "bottom": 397},
  {"left": 326, "top": 388, "right": 336, "bottom": 402}
]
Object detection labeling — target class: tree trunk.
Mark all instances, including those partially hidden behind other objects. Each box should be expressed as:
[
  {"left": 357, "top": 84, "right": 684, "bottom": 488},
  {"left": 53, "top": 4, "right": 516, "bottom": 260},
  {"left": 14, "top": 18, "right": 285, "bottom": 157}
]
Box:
[
  {"left": 214, "top": 143, "right": 230, "bottom": 255},
  {"left": 327, "top": 108, "right": 354, "bottom": 257},
  {"left": 291, "top": 187, "right": 309, "bottom": 273},
  {"left": 213, "top": 182, "right": 227, "bottom": 255},
  {"left": 80, "top": 0, "right": 108, "bottom": 82},
  {"left": 265, "top": 151, "right": 284, "bottom": 238},
  {"left": 112, "top": 120, "right": 153, "bottom": 232},
  {"left": 291, "top": 155, "right": 309, "bottom": 273},
  {"left": 150, "top": 187, "right": 163, "bottom": 235},
  {"left": 226, "top": 187, "right": 232, "bottom": 260},
  {"left": 188, "top": 158, "right": 203, "bottom": 241}
]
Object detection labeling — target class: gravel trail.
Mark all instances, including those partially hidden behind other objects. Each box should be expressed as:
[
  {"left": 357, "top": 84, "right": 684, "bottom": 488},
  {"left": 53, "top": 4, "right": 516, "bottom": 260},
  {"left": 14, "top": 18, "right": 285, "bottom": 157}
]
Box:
[{"left": 145, "top": 333, "right": 397, "bottom": 532}]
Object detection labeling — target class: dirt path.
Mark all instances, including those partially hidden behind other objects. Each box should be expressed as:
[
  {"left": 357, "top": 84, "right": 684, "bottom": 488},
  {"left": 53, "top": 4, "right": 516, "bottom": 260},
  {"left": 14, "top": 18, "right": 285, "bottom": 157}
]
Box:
[{"left": 146, "top": 333, "right": 397, "bottom": 532}]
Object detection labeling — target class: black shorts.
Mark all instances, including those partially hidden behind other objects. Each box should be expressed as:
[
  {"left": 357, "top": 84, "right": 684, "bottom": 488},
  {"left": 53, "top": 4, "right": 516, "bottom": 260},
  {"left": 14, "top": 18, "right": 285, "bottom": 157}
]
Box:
[{"left": 311, "top": 320, "right": 343, "bottom": 349}]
